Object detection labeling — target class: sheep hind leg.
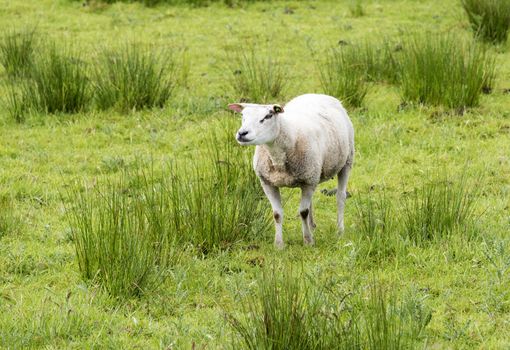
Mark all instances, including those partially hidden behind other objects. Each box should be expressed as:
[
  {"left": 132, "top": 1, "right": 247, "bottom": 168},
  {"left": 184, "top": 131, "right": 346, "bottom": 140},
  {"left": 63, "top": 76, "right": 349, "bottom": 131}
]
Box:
[
  {"left": 260, "top": 182, "right": 285, "bottom": 249},
  {"left": 299, "top": 185, "right": 316, "bottom": 245},
  {"left": 337, "top": 164, "right": 351, "bottom": 233},
  {"left": 308, "top": 202, "right": 316, "bottom": 231}
]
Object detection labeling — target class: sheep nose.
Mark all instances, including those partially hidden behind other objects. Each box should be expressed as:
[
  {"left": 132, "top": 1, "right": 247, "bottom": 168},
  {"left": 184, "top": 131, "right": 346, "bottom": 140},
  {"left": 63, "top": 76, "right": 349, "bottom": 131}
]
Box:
[{"left": 236, "top": 130, "right": 250, "bottom": 142}]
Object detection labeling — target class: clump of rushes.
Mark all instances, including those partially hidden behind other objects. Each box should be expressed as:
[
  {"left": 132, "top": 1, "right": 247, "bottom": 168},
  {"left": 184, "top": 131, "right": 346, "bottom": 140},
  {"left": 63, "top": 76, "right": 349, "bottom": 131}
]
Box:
[
  {"left": 401, "top": 174, "right": 480, "bottom": 244},
  {"left": 359, "top": 284, "right": 432, "bottom": 349},
  {"left": 65, "top": 168, "right": 177, "bottom": 299},
  {"left": 227, "top": 268, "right": 345, "bottom": 350},
  {"left": 362, "top": 41, "right": 402, "bottom": 84},
  {"left": 354, "top": 191, "right": 403, "bottom": 262},
  {"left": 66, "top": 130, "right": 270, "bottom": 298},
  {"left": 349, "top": 0, "right": 365, "bottom": 17},
  {"left": 9, "top": 43, "right": 90, "bottom": 116},
  {"left": 94, "top": 44, "right": 175, "bottom": 112},
  {"left": 318, "top": 45, "right": 368, "bottom": 108},
  {"left": 0, "top": 28, "right": 36, "bottom": 78},
  {"left": 227, "top": 267, "right": 431, "bottom": 349},
  {"left": 228, "top": 47, "right": 286, "bottom": 103},
  {"left": 181, "top": 119, "right": 271, "bottom": 252},
  {"left": 399, "top": 33, "right": 495, "bottom": 111},
  {"left": 5, "top": 84, "right": 29, "bottom": 123},
  {"left": 462, "top": 0, "right": 510, "bottom": 44}
]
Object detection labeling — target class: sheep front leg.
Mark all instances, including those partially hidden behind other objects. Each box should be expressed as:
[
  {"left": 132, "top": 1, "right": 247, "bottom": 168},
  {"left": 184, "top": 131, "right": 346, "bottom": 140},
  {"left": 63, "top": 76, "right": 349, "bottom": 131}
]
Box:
[
  {"left": 337, "top": 164, "right": 352, "bottom": 233},
  {"left": 299, "top": 185, "right": 316, "bottom": 245},
  {"left": 260, "top": 182, "right": 285, "bottom": 249}
]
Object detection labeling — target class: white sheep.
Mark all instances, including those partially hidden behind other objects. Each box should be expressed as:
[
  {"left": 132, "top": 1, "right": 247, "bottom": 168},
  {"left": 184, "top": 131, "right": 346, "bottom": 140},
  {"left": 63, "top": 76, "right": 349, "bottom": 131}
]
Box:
[{"left": 228, "top": 93, "right": 354, "bottom": 248}]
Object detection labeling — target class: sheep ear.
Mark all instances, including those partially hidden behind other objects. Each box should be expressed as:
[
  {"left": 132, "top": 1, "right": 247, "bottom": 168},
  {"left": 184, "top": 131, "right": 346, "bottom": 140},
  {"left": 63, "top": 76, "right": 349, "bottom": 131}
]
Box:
[
  {"left": 228, "top": 103, "right": 244, "bottom": 113},
  {"left": 273, "top": 105, "right": 284, "bottom": 114}
]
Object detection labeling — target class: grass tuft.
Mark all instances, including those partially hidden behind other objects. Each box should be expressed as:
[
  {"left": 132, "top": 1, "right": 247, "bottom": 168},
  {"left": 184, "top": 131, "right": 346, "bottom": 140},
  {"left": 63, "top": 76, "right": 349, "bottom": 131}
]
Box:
[
  {"left": 318, "top": 45, "right": 369, "bottom": 108},
  {"left": 349, "top": 0, "right": 365, "bottom": 17},
  {"left": 354, "top": 191, "right": 403, "bottom": 262},
  {"left": 64, "top": 167, "right": 177, "bottom": 299},
  {"left": 178, "top": 120, "right": 271, "bottom": 252},
  {"left": 399, "top": 33, "right": 495, "bottom": 111},
  {"left": 361, "top": 285, "right": 432, "bottom": 348},
  {"left": 7, "top": 43, "right": 90, "bottom": 116},
  {"left": 462, "top": 0, "right": 510, "bottom": 44},
  {"left": 0, "top": 28, "right": 36, "bottom": 78},
  {"left": 401, "top": 174, "right": 479, "bottom": 244},
  {"left": 0, "top": 196, "right": 21, "bottom": 239},
  {"left": 94, "top": 44, "right": 175, "bottom": 112},
  {"left": 228, "top": 47, "right": 286, "bottom": 103},
  {"left": 228, "top": 267, "right": 431, "bottom": 349},
  {"left": 65, "top": 125, "right": 271, "bottom": 298}
]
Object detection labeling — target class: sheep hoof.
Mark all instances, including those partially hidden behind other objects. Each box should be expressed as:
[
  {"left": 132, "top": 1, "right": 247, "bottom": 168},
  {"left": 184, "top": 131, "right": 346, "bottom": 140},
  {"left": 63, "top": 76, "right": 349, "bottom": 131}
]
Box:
[
  {"left": 303, "top": 236, "right": 315, "bottom": 246},
  {"left": 274, "top": 240, "right": 285, "bottom": 250}
]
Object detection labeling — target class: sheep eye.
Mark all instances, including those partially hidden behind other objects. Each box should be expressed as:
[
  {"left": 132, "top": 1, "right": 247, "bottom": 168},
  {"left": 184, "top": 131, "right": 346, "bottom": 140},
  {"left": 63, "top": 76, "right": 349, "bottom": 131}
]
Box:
[{"left": 260, "top": 114, "right": 273, "bottom": 123}]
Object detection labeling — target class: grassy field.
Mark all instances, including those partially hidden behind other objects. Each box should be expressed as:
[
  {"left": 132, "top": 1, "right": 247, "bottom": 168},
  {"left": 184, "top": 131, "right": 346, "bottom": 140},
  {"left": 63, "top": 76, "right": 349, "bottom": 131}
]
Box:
[{"left": 0, "top": 0, "right": 509, "bottom": 348}]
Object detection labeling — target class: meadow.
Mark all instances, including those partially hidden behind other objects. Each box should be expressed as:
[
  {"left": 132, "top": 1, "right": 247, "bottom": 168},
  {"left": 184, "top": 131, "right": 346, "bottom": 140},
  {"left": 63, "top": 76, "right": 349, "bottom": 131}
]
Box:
[{"left": 0, "top": 0, "right": 509, "bottom": 348}]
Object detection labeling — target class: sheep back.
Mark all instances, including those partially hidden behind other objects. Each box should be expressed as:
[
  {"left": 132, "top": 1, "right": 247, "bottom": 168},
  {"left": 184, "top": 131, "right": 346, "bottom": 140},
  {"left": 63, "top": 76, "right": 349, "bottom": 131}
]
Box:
[{"left": 254, "top": 94, "right": 354, "bottom": 188}]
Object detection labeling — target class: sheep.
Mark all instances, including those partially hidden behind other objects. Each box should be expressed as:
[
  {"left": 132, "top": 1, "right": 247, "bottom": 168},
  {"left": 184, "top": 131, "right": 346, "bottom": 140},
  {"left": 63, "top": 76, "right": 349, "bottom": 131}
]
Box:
[{"left": 228, "top": 93, "right": 354, "bottom": 248}]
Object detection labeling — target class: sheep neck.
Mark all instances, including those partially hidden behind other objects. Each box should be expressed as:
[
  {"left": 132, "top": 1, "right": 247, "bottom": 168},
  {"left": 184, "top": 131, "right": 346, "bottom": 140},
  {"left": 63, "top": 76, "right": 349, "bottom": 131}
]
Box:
[{"left": 262, "top": 119, "right": 294, "bottom": 171}]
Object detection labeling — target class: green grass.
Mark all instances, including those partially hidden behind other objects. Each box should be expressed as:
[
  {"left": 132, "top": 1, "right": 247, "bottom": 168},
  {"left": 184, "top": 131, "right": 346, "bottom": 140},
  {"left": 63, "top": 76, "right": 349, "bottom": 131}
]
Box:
[
  {"left": 462, "top": 0, "right": 510, "bottom": 44},
  {"left": 0, "top": 0, "right": 509, "bottom": 348},
  {"left": 65, "top": 122, "right": 270, "bottom": 298},
  {"left": 81, "top": 0, "right": 271, "bottom": 7},
  {"left": 353, "top": 191, "right": 403, "bottom": 263},
  {"left": 228, "top": 47, "right": 287, "bottom": 103},
  {"left": 349, "top": 0, "right": 365, "bottom": 18},
  {"left": 399, "top": 33, "right": 496, "bottom": 111},
  {"left": 183, "top": 126, "right": 271, "bottom": 252},
  {"left": 317, "top": 45, "right": 369, "bottom": 108},
  {"left": 7, "top": 43, "right": 90, "bottom": 117},
  {"left": 94, "top": 44, "right": 176, "bottom": 112},
  {"left": 0, "top": 28, "right": 36, "bottom": 78},
  {"left": 0, "top": 196, "right": 20, "bottom": 239},
  {"left": 228, "top": 267, "right": 431, "bottom": 349},
  {"left": 64, "top": 167, "right": 177, "bottom": 299},
  {"left": 401, "top": 174, "right": 480, "bottom": 244}
]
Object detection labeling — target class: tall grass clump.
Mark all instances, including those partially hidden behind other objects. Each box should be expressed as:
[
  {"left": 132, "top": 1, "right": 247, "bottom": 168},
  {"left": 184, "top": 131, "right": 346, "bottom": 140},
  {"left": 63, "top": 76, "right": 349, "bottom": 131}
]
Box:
[
  {"left": 10, "top": 44, "right": 90, "bottom": 115},
  {"left": 179, "top": 120, "right": 271, "bottom": 252},
  {"left": 318, "top": 46, "right": 369, "bottom": 108},
  {"left": 0, "top": 29, "right": 36, "bottom": 78},
  {"left": 361, "top": 41, "right": 402, "bottom": 84},
  {"left": 354, "top": 192, "right": 403, "bottom": 262},
  {"left": 462, "top": 0, "right": 510, "bottom": 44},
  {"left": 401, "top": 175, "right": 479, "bottom": 244},
  {"left": 227, "top": 268, "right": 355, "bottom": 350},
  {"left": 349, "top": 0, "right": 365, "bottom": 17},
  {"left": 5, "top": 84, "right": 28, "bottom": 123},
  {"left": 359, "top": 285, "right": 432, "bottom": 349},
  {"left": 94, "top": 44, "right": 175, "bottom": 112},
  {"left": 399, "top": 33, "right": 495, "bottom": 111},
  {"left": 228, "top": 48, "right": 286, "bottom": 103},
  {"left": 227, "top": 268, "right": 431, "bottom": 349},
  {"left": 0, "top": 196, "right": 20, "bottom": 238},
  {"left": 65, "top": 169, "right": 177, "bottom": 299}
]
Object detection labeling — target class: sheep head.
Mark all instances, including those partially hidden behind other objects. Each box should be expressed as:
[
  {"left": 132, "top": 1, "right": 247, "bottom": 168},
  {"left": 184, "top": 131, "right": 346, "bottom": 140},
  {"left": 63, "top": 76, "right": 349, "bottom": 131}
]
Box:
[{"left": 228, "top": 103, "right": 284, "bottom": 145}]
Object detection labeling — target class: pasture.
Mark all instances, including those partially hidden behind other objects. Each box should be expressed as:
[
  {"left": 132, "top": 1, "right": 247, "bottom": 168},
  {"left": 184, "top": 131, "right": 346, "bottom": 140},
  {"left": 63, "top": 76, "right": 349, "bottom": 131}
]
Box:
[{"left": 0, "top": 0, "right": 509, "bottom": 348}]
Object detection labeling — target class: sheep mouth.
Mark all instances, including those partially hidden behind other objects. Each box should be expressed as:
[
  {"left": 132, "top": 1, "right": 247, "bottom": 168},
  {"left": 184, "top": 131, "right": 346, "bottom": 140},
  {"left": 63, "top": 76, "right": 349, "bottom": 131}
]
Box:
[{"left": 237, "top": 136, "right": 254, "bottom": 144}]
